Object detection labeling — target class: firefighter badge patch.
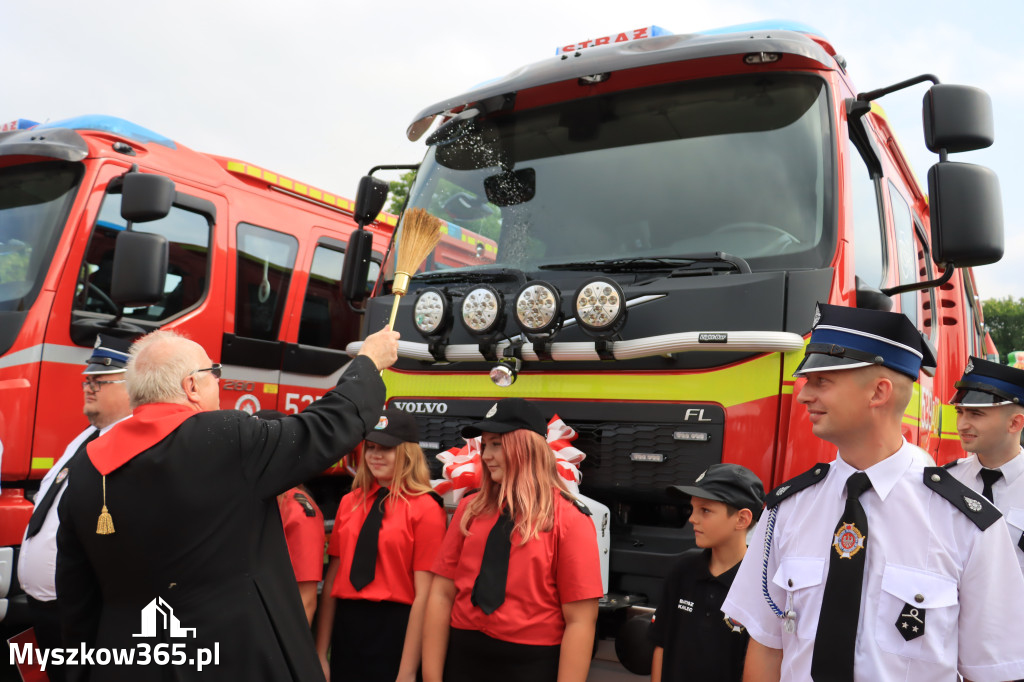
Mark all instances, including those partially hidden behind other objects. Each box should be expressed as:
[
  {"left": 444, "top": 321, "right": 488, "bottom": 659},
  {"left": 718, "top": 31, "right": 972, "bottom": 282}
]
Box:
[{"left": 832, "top": 522, "right": 866, "bottom": 559}]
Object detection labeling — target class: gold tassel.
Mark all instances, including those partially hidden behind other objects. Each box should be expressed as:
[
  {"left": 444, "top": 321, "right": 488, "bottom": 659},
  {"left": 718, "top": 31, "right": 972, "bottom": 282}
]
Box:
[{"left": 96, "top": 475, "right": 115, "bottom": 535}]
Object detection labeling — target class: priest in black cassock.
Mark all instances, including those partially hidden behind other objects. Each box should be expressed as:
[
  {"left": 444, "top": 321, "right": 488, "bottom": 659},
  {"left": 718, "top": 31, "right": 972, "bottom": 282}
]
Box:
[{"left": 56, "top": 326, "right": 398, "bottom": 681}]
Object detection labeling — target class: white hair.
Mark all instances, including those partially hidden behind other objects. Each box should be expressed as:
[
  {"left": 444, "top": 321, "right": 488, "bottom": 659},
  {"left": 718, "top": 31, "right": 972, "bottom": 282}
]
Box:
[{"left": 125, "top": 330, "right": 205, "bottom": 407}]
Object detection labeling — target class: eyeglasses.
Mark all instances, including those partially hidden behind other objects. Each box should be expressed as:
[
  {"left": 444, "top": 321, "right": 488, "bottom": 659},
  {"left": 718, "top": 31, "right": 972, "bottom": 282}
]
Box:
[
  {"left": 189, "top": 363, "right": 223, "bottom": 379},
  {"left": 82, "top": 378, "right": 126, "bottom": 393}
]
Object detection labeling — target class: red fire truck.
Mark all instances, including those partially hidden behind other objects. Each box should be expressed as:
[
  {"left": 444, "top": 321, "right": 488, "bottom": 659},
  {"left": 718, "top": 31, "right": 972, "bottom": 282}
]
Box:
[
  {"left": 0, "top": 115, "right": 393, "bottom": 622},
  {"left": 340, "top": 21, "right": 1003, "bottom": 667}
]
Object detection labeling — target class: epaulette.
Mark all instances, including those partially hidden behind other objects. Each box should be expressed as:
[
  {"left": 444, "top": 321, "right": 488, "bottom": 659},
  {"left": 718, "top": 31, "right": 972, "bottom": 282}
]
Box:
[
  {"left": 428, "top": 491, "right": 444, "bottom": 509},
  {"left": 923, "top": 467, "right": 1001, "bottom": 531},
  {"left": 293, "top": 492, "right": 317, "bottom": 517},
  {"left": 942, "top": 459, "right": 960, "bottom": 470},
  {"left": 766, "top": 462, "right": 830, "bottom": 509},
  {"left": 560, "top": 490, "right": 592, "bottom": 516}
]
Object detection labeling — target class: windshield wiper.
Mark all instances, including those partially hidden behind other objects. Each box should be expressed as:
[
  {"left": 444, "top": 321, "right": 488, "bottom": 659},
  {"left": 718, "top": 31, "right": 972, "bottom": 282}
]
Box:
[
  {"left": 409, "top": 267, "right": 528, "bottom": 286},
  {"left": 538, "top": 252, "right": 751, "bottom": 274}
]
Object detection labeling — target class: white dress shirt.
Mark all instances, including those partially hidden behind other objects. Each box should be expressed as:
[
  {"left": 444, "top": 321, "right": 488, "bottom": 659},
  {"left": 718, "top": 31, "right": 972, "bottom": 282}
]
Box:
[
  {"left": 18, "top": 417, "right": 127, "bottom": 601},
  {"left": 948, "top": 447, "right": 1024, "bottom": 576},
  {"left": 722, "top": 439, "right": 1024, "bottom": 682}
]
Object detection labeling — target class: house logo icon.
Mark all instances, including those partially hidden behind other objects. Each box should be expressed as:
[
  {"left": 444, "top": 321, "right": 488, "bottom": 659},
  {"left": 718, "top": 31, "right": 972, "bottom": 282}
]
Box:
[{"left": 133, "top": 597, "right": 197, "bottom": 638}]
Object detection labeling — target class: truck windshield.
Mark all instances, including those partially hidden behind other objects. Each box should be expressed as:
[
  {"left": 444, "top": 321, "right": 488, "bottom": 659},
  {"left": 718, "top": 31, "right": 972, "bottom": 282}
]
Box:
[
  {"left": 0, "top": 161, "right": 83, "bottom": 311},
  {"left": 396, "top": 73, "right": 834, "bottom": 278}
]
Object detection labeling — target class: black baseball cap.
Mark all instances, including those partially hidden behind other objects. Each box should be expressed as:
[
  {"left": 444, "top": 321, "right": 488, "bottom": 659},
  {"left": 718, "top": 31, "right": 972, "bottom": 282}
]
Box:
[
  {"left": 668, "top": 463, "right": 766, "bottom": 520},
  {"left": 84, "top": 334, "right": 133, "bottom": 375},
  {"left": 365, "top": 409, "right": 419, "bottom": 447},
  {"left": 461, "top": 398, "right": 547, "bottom": 438}
]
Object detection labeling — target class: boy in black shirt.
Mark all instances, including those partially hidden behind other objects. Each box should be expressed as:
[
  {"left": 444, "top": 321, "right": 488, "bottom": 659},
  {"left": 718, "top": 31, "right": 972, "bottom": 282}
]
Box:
[{"left": 649, "top": 463, "right": 765, "bottom": 682}]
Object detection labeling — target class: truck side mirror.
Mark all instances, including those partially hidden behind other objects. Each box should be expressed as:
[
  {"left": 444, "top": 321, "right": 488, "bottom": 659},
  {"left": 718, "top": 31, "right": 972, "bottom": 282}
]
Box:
[
  {"left": 923, "top": 84, "right": 994, "bottom": 154},
  {"left": 121, "top": 173, "right": 175, "bottom": 223},
  {"left": 111, "top": 231, "right": 168, "bottom": 307},
  {"left": 928, "top": 161, "right": 1003, "bottom": 267},
  {"left": 354, "top": 176, "right": 390, "bottom": 227},
  {"left": 341, "top": 228, "right": 375, "bottom": 302}
]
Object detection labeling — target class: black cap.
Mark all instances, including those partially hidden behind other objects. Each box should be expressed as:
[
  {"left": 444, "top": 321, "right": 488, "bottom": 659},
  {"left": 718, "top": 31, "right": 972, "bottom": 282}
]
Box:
[
  {"left": 950, "top": 356, "right": 1024, "bottom": 406},
  {"left": 84, "top": 334, "right": 132, "bottom": 375},
  {"left": 253, "top": 409, "right": 287, "bottom": 420},
  {"left": 365, "top": 409, "right": 419, "bottom": 447},
  {"left": 793, "top": 303, "right": 936, "bottom": 380},
  {"left": 461, "top": 398, "right": 547, "bottom": 438},
  {"left": 668, "top": 464, "right": 766, "bottom": 520}
]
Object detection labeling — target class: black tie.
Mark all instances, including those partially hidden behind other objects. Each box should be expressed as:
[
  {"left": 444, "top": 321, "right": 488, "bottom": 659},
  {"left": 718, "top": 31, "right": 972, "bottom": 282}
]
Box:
[
  {"left": 471, "top": 510, "right": 515, "bottom": 615},
  {"left": 25, "top": 430, "right": 99, "bottom": 538},
  {"left": 811, "top": 472, "right": 873, "bottom": 682},
  {"left": 979, "top": 468, "right": 1003, "bottom": 504},
  {"left": 349, "top": 487, "right": 388, "bottom": 591}
]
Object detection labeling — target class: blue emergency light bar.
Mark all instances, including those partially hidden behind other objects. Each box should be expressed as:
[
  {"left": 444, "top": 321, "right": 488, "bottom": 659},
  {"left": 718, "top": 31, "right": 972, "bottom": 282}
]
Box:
[
  {"left": 1, "top": 119, "right": 40, "bottom": 132},
  {"left": 35, "top": 115, "right": 176, "bottom": 149}
]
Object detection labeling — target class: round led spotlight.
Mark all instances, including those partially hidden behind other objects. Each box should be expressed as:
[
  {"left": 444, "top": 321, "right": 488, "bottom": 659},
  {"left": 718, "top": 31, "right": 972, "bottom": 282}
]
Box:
[
  {"left": 461, "top": 285, "right": 505, "bottom": 337},
  {"left": 412, "top": 288, "right": 449, "bottom": 338},
  {"left": 573, "top": 277, "right": 627, "bottom": 338},
  {"left": 515, "top": 281, "right": 562, "bottom": 337}
]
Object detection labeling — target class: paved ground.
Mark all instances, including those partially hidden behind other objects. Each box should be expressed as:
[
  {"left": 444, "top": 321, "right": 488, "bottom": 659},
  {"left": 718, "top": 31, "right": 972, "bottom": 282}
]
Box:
[{"left": 587, "top": 641, "right": 645, "bottom": 681}]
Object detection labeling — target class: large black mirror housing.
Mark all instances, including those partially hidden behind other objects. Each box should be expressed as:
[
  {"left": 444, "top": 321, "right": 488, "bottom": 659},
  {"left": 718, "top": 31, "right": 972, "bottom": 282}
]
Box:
[
  {"left": 111, "top": 231, "right": 168, "bottom": 307},
  {"left": 353, "top": 176, "right": 390, "bottom": 227},
  {"left": 341, "top": 228, "right": 375, "bottom": 302},
  {"left": 928, "top": 161, "right": 1003, "bottom": 267},
  {"left": 120, "top": 173, "right": 174, "bottom": 223},
  {"left": 923, "top": 84, "right": 994, "bottom": 154}
]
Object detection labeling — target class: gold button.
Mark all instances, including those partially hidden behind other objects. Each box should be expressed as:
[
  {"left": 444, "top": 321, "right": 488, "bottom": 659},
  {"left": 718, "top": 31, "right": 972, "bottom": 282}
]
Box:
[
  {"left": 931, "top": 474, "right": 941, "bottom": 482},
  {"left": 915, "top": 594, "right": 924, "bottom": 603},
  {"left": 788, "top": 579, "right": 794, "bottom": 587}
]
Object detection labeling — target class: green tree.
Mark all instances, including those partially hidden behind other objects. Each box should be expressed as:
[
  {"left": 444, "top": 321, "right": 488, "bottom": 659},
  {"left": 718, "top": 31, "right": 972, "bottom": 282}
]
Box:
[
  {"left": 387, "top": 170, "right": 416, "bottom": 215},
  {"left": 982, "top": 296, "right": 1024, "bottom": 362}
]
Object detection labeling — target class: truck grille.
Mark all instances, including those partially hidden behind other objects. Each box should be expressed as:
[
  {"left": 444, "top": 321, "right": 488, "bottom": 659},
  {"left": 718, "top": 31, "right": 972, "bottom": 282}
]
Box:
[{"left": 395, "top": 398, "right": 725, "bottom": 505}]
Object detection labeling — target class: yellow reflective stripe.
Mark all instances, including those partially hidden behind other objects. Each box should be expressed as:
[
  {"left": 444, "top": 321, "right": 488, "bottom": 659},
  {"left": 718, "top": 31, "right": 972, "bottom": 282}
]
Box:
[
  {"left": 386, "top": 353, "right": 784, "bottom": 408},
  {"left": 905, "top": 382, "right": 922, "bottom": 420},
  {"left": 937, "top": 403, "right": 960, "bottom": 439},
  {"left": 31, "top": 457, "right": 54, "bottom": 470},
  {"left": 264, "top": 384, "right": 279, "bottom": 394}
]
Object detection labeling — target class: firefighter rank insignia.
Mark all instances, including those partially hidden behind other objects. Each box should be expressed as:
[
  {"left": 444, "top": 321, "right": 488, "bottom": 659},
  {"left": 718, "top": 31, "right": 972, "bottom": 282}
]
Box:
[
  {"left": 722, "top": 614, "right": 745, "bottom": 634},
  {"left": 896, "top": 603, "right": 926, "bottom": 641},
  {"left": 832, "top": 522, "right": 866, "bottom": 559}
]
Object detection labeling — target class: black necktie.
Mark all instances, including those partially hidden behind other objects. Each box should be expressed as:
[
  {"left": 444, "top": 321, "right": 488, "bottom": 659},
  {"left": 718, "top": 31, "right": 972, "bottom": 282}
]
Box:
[
  {"left": 471, "top": 510, "right": 515, "bottom": 615},
  {"left": 979, "top": 468, "right": 1003, "bottom": 504},
  {"left": 25, "top": 430, "right": 99, "bottom": 538},
  {"left": 811, "top": 472, "right": 873, "bottom": 682},
  {"left": 349, "top": 487, "right": 388, "bottom": 591}
]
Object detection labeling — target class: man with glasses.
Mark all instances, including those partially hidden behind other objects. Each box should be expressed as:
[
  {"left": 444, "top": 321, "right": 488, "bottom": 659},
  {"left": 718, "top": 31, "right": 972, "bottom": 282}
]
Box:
[
  {"left": 56, "top": 326, "right": 398, "bottom": 681},
  {"left": 18, "top": 334, "right": 133, "bottom": 681}
]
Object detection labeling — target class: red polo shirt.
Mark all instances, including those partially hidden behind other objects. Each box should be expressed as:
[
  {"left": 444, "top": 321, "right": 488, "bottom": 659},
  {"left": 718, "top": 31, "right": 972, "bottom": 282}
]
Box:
[
  {"left": 279, "top": 487, "right": 326, "bottom": 583},
  {"left": 432, "top": 491, "right": 603, "bottom": 646},
  {"left": 328, "top": 484, "right": 447, "bottom": 605}
]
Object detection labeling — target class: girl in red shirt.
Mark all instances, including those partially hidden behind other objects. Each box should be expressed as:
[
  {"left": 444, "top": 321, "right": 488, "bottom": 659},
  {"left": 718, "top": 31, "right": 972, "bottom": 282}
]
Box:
[
  {"left": 423, "top": 398, "right": 602, "bottom": 682},
  {"left": 316, "top": 409, "right": 446, "bottom": 681}
]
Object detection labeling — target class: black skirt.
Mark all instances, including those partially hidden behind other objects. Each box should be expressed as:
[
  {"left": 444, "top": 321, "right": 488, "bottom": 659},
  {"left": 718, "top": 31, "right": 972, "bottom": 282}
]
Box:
[
  {"left": 330, "top": 599, "right": 412, "bottom": 681},
  {"left": 443, "top": 628, "right": 560, "bottom": 682}
]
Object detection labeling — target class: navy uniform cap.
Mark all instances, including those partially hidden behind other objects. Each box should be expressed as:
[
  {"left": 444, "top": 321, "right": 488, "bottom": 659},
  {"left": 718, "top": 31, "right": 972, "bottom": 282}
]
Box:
[
  {"left": 84, "top": 334, "right": 133, "bottom": 375},
  {"left": 793, "top": 303, "right": 936, "bottom": 380},
  {"left": 950, "top": 356, "right": 1024, "bottom": 406}
]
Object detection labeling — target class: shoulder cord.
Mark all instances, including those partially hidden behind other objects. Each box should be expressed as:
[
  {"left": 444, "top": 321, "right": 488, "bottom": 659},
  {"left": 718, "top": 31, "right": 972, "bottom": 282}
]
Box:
[{"left": 761, "top": 506, "right": 786, "bottom": 618}]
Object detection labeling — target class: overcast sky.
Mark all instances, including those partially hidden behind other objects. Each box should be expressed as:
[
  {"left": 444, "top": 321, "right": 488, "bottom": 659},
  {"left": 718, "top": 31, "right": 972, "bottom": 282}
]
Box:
[{"left": 5, "top": 0, "right": 1021, "bottom": 300}]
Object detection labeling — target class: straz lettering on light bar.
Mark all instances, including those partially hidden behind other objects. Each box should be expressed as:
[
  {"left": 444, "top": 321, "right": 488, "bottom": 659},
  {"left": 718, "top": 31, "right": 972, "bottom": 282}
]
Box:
[
  {"left": 630, "top": 453, "right": 665, "bottom": 463},
  {"left": 698, "top": 333, "right": 728, "bottom": 343},
  {"left": 673, "top": 431, "right": 711, "bottom": 442},
  {"left": 391, "top": 401, "right": 449, "bottom": 414},
  {"left": 556, "top": 26, "right": 669, "bottom": 56}
]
